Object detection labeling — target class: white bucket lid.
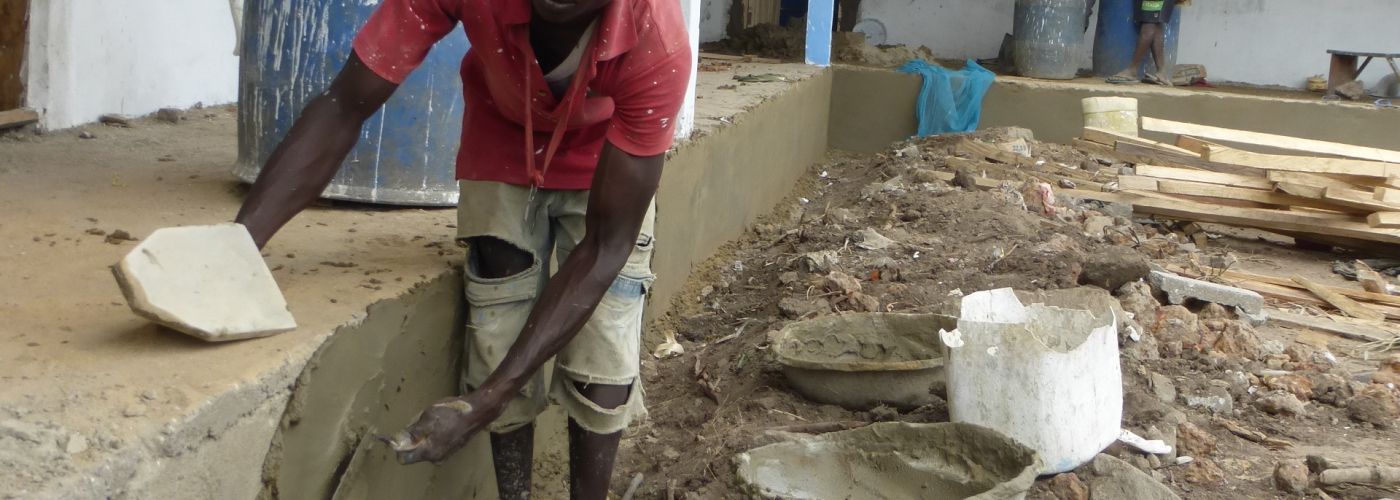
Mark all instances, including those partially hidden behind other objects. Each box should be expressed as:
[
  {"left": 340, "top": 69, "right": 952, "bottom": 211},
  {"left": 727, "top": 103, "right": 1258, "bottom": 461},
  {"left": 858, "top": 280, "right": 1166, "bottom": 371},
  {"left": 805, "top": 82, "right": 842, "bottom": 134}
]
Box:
[{"left": 1082, "top": 96, "right": 1139, "bottom": 113}]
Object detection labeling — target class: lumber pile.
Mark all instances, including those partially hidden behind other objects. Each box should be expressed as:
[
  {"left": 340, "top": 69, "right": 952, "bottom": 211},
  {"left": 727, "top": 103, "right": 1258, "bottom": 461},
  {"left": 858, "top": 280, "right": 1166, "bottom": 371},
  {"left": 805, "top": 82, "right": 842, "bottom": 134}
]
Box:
[{"left": 1069, "top": 122, "right": 1400, "bottom": 252}]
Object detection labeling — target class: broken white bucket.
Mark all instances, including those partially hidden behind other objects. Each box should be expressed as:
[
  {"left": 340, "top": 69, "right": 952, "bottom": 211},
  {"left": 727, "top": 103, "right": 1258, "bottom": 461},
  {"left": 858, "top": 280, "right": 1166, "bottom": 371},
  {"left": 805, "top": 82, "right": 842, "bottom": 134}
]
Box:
[
  {"left": 941, "top": 288, "right": 1121, "bottom": 474},
  {"left": 112, "top": 223, "right": 296, "bottom": 341}
]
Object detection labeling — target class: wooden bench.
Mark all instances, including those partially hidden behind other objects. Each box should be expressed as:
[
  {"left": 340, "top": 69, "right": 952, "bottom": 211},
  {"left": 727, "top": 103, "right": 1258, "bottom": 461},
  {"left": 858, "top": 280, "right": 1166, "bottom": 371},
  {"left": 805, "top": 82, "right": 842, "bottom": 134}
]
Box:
[{"left": 1327, "top": 49, "right": 1400, "bottom": 96}]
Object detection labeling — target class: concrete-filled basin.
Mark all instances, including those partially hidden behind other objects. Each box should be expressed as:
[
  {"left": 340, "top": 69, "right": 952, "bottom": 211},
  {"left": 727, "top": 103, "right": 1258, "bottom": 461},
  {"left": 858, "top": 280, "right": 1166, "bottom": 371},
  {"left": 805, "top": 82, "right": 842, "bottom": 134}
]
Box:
[
  {"left": 735, "top": 422, "right": 1041, "bottom": 499},
  {"left": 773, "top": 313, "right": 955, "bottom": 410}
]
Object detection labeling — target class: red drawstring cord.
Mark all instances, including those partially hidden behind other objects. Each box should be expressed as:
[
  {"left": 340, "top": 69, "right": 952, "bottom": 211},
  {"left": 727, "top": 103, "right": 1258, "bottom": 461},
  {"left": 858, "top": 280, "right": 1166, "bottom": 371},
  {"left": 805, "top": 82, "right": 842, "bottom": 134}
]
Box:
[{"left": 522, "top": 33, "right": 593, "bottom": 190}]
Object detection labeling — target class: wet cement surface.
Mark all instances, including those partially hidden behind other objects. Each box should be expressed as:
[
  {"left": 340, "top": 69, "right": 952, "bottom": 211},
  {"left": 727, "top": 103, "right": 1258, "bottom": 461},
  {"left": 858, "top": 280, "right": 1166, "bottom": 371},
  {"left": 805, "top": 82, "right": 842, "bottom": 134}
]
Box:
[{"left": 0, "top": 63, "right": 827, "bottom": 498}]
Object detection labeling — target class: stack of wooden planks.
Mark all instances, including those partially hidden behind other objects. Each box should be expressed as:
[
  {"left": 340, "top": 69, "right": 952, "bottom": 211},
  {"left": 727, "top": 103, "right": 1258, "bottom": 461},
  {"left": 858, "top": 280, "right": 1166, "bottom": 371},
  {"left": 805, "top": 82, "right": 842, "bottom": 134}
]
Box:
[{"left": 1070, "top": 118, "right": 1400, "bottom": 252}]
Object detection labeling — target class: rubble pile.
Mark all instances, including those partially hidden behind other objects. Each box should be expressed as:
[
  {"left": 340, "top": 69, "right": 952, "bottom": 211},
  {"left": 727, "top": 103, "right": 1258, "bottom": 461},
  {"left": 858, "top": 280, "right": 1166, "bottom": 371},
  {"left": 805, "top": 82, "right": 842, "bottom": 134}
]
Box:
[{"left": 613, "top": 129, "right": 1400, "bottom": 499}]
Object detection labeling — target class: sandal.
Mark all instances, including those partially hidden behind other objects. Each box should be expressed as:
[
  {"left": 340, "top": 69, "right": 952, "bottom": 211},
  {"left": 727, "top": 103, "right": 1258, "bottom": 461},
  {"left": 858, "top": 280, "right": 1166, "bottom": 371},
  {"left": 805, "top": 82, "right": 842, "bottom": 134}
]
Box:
[
  {"left": 1106, "top": 74, "right": 1137, "bottom": 84},
  {"left": 1143, "top": 72, "right": 1173, "bottom": 87}
]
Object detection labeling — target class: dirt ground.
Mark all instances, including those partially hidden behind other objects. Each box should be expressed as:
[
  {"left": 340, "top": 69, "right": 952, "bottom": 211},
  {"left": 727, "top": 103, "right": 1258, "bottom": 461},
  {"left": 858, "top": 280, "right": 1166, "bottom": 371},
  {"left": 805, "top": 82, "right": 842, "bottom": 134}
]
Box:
[{"left": 613, "top": 129, "right": 1400, "bottom": 498}]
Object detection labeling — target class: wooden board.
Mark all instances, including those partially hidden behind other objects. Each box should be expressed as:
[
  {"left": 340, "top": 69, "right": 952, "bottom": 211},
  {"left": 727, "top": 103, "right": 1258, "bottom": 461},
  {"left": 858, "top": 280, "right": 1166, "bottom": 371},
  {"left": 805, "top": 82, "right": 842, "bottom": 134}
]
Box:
[
  {"left": 1375, "top": 188, "right": 1400, "bottom": 204},
  {"left": 1142, "top": 117, "right": 1400, "bottom": 164},
  {"left": 1207, "top": 267, "right": 1400, "bottom": 307},
  {"left": 1117, "top": 175, "right": 1159, "bottom": 191},
  {"left": 1267, "top": 309, "right": 1391, "bottom": 343},
  {"left": 956, "top": 139, "right": 1027, "bottom": 165},
  {"left": 1322, "top": 186, "right": 1400, "bottom": 213},
  {"left": 1270, "top": 229, "right": 1400, "bottom": 257},
  {"left": 1135, "top": 164, "right": 1275, "bottom": 190},
  {"left": 1369, "top": 212, "right": 1400, "bottom": 229},
  {"left": 0, "top": 0, "right": 26, "bottom": 110},
  {"left": 1071, "top": 138, "right": 1124, "bottom": 159},
  {"left": 1268, "top": 170, "right": 1372, "bottom": 191},
  {"left": 0, "top": 108, "right": 38, "bottom": 130},
  {"left": 1162, "top": 264, "right": 1400, "bottom": 319},
  {"left": 1153, "top": 179, "right": 1347, "bottom": 212},
  {"left": 1175, "top": 135, "right": 1227, "bottom": 155},
  {"left": 1115, "top": 142, "right": 1261, "bottom": 176},
  {"left": 1069, "top": 190, "right": 1400, "bottom": 245},
  {"left": 1292, "top": 275, "right": 1386, "bottom": 322},
  {"left": 1122, "top": 189, "right": 1279, "bottom": 209},
  {"left": 1205, "top": 146, "right": 1400, "bottom": 178},
  {"left": 1083, "top": 127, "right": 1198, "bottom": 156}
]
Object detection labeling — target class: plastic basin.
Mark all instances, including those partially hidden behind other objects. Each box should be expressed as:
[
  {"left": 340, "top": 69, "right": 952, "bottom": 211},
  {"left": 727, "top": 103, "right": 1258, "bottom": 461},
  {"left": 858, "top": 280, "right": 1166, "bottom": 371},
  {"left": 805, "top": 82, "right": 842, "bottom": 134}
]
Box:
[
  {"left": 735, "top": 422, "right": 1041, "bottom": 500},
  {"left": 773, "top": 313, "right": 956, "bottom": 410}
]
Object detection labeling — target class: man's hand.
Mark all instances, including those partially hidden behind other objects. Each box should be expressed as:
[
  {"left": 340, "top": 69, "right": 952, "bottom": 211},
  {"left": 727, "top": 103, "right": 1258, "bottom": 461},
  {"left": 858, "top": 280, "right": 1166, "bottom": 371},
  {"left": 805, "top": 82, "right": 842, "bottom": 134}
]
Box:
[{"left": 379, "top": 395, "right": 500, "bottom": 465}]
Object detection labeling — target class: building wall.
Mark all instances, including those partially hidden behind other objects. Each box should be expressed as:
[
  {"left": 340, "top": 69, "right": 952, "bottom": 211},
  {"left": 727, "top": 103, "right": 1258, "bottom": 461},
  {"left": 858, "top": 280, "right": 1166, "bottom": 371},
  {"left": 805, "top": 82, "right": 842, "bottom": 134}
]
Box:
[
  {"left": 25, "top": 0, "right": 241, "bottom": 130},
  {"left": 700, "top": 0, "right": 733, "bottom": 42},
  {"left": 1175, "top": 0, "right": 1397, "bottom": 89},
  {"left": 848, "top": 0, "right": 1397, "bottom": 89}
]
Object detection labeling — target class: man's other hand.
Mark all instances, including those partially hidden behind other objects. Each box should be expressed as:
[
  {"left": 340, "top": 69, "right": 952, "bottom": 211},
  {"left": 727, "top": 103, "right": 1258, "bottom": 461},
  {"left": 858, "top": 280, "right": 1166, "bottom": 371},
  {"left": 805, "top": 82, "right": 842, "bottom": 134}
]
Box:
[{"left": 380, "top": 396, "right": 498, "bottom": 465}]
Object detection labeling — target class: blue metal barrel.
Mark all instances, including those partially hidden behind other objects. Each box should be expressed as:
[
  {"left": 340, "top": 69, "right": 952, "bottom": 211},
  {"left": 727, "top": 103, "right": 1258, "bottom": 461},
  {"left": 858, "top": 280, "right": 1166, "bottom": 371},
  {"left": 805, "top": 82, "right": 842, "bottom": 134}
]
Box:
[
  {"left": 1092, "top": 0, "right": 1180, "bottom": 78},
  {"left": 235, "top": 0, "right": 470, "bottom": 206},
  {"left": 1012, "top": 0, "right": 1089, "bottom": 80}
]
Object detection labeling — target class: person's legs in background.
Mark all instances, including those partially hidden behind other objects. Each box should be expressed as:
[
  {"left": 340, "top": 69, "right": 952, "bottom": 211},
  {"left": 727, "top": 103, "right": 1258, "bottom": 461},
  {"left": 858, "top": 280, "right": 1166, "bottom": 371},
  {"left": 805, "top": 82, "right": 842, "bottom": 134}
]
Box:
[{"left": 1109, "top": 0, "right": 1172, "bottom": 84}]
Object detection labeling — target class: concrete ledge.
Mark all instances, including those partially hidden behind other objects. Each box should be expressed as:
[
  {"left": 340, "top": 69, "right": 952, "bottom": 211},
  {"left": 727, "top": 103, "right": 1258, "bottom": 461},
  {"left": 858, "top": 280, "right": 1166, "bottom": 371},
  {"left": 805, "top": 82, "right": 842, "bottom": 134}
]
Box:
[
  {"left": 829, "top": 66, "right": 1400, "bottom": 154},
  {"left": 1, "top": 63, "right": 834, "bottom": 499}
]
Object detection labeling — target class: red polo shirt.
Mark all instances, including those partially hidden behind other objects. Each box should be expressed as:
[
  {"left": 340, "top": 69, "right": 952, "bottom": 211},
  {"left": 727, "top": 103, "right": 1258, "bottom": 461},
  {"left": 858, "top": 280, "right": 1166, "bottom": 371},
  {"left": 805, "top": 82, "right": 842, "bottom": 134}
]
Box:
[{"left": 352, "top": 0, "right": 691, "bottom": 190}]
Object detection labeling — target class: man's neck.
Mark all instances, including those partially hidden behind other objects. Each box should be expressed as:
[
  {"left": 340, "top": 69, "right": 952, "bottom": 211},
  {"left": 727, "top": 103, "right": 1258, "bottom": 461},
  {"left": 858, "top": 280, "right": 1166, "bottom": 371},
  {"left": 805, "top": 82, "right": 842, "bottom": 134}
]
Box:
[{"left": 530, "top": 12, "right": 598, "bottom": 74}]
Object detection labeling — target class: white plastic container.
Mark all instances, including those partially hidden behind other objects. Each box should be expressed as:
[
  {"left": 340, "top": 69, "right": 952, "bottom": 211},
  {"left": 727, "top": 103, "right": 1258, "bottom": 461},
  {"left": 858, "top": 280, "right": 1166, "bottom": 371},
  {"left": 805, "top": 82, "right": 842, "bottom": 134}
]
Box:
[
  {"left": 941, "top": 288, "right": 1122, "bottom": 474},
  {"left": 1081, "top": 97, "right": 1139, "bottom": 136}
]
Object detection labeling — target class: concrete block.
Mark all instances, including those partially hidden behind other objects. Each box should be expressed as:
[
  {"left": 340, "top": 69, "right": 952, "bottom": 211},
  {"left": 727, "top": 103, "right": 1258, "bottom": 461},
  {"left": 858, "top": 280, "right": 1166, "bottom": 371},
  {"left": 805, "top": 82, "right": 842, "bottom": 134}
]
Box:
[
  {"left": 1147, "top": 271, "right": 1266, "bottom": 325},
  {"left": 113, "top": 223, "right": 296, "bottom": 341}
]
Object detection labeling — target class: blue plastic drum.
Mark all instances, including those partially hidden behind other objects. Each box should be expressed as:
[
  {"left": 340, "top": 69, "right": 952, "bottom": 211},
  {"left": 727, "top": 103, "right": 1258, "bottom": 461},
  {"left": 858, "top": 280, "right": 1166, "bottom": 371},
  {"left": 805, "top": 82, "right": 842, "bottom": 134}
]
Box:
[
  {"left": 1092, "top": 0, "right": 1180, "bottom": 78},
  {"left": 235, "top": 0, "right": 470, "bottom": 206}
]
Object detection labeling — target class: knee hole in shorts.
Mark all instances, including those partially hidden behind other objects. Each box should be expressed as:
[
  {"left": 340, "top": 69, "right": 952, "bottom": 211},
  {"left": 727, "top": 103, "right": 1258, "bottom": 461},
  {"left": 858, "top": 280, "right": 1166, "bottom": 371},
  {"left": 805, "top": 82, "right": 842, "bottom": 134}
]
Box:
[
  {"left": 467, "top": 236, "right": 534, "bottom": 280},
  {"left": 573, "top": 381, "right": 631, "bottom": 410}
]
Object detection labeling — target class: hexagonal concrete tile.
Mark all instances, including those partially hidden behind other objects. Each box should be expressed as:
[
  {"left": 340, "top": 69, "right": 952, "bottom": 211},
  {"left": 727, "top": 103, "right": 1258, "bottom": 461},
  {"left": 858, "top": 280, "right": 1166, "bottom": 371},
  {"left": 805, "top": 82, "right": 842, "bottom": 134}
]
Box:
[{"left": 112, "top": 223, "right": 296, "bottom": 341}]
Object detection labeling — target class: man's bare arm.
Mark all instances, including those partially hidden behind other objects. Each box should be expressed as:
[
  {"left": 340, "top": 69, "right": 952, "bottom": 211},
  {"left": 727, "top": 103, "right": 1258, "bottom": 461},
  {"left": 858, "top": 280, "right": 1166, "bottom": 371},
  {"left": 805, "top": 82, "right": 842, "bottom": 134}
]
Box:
[
  {"left": 235, "top": 52, "right": 398, "bottom": 248},
  {"left": 391, "top": 142, "right": 663, "bottom": 464}
]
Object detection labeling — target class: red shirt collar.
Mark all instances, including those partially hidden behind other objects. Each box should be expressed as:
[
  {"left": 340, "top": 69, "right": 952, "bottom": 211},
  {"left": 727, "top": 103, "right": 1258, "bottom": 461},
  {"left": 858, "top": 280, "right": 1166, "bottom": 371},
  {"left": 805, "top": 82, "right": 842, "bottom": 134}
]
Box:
[{"left": 499, "top": 0, "right": 639, "bottom": 61}]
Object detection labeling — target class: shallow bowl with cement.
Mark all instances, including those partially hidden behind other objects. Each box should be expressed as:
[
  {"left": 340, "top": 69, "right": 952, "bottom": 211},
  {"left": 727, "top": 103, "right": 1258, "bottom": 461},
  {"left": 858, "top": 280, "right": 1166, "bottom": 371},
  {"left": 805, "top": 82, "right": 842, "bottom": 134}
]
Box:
[
  {"left": 735, "top": 421, "right": 1041, "bottom": 500},
  {"left": 772, "top": 313, "right": 955, "bottom": 410}
]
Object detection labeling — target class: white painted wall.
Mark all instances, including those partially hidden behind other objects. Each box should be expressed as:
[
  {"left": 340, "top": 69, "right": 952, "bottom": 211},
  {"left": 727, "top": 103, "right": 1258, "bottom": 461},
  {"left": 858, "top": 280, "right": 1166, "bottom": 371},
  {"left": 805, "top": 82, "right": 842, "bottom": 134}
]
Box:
[
  {"left": 25, "top": 0, "right": 241, "bottom": 130},
  {"left": 1176, "top": 0, "right": 1397, "bottom": 88},
  {"left": 700, "top": 0, "right": 732, "bottom": 43},
  {"left": 678, "top": 0, "right": 702, "bottom": 140},
  {"left": 826, "top": 0, "right": 1400, "bottom": 89},
  {"left": 860, "top": 0, "right": 1019, "bottom": 62},
  {"left": 858, "top": 0, "right": 1100, "bottom": 72}
]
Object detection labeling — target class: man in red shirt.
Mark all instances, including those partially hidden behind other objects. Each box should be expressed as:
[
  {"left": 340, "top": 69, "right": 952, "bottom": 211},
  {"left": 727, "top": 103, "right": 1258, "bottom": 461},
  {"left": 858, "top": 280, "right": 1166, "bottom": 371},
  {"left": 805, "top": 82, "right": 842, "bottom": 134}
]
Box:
[{"left": 233, "top": 0, "right": 691, "bottom": 497}]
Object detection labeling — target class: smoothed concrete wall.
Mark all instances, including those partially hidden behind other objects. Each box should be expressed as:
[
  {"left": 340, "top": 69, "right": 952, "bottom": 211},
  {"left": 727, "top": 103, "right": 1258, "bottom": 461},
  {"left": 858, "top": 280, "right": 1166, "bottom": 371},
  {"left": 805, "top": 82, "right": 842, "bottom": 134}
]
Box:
[
  {"left": 261, "top": 273, "right": 475, "bottom": 500},
  {"left": 653, "top": 70, "right": 834, "bottom": 320},
  {"left": 828, "top": 67, "right": 920, "bottom": 154},
  {"left": 829, "top": 66, "right": 1400, "bottom": 154}
]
